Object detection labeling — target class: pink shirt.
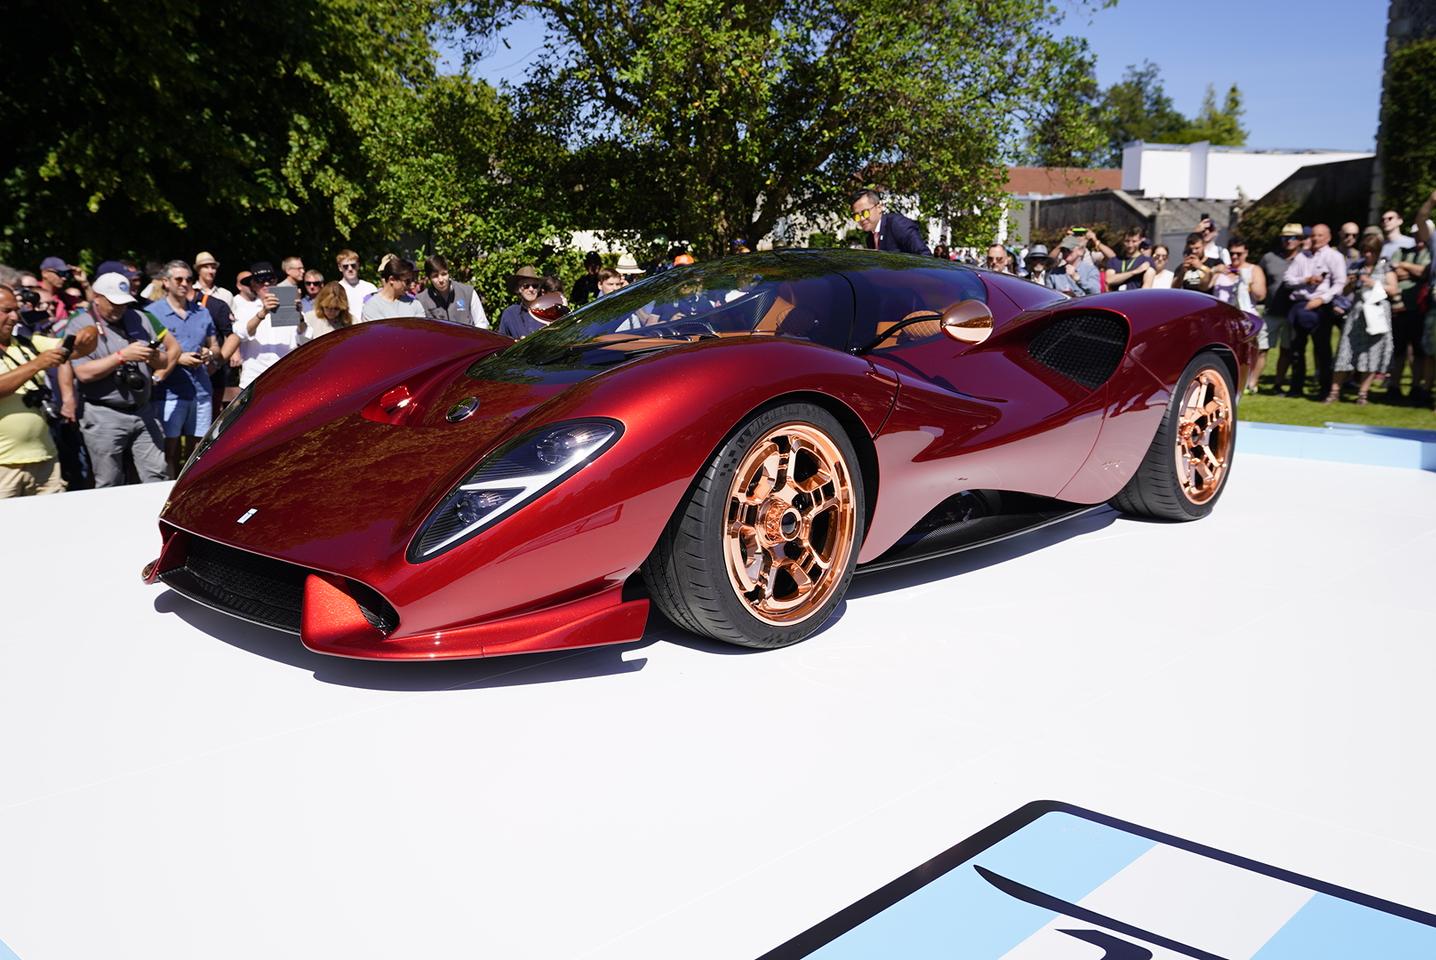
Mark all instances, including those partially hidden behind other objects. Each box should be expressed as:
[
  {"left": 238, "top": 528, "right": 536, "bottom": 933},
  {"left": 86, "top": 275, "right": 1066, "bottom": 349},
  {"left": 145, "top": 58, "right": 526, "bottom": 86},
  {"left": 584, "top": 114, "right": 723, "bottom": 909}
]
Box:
[{"left": 1283, "top": 245, "right": 1347, "bottom": 305}]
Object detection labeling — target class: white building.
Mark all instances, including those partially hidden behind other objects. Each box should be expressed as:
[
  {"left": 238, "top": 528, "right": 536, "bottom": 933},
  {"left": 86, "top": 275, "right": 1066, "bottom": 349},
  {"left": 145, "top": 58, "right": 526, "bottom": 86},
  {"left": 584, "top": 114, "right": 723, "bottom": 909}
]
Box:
[{"left": 1121, "top": 141, "right": 1372, "bottom": 201}]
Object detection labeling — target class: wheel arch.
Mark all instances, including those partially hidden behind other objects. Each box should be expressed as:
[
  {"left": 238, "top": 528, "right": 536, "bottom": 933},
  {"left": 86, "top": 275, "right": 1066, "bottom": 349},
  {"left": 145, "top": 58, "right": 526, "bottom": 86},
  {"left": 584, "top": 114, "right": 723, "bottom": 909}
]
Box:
[{"left": 1202, "top": 342, "right": 1240, "bottom": 391}]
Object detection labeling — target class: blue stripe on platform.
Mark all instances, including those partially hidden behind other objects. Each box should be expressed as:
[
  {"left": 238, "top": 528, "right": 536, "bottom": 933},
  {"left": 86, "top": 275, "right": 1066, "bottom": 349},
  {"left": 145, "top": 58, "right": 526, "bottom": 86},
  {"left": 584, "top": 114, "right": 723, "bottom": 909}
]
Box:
[
  {"left": 0, "top": 937, "right": 20, "bottom": 960},
  {"left": 1253, "top": 890, "right": 1436, "bottom": 959},
  {"left": 1239, "top": 421, "right": 1436, "bottom": 471},
  {"left": 806, "top": 812, "right": 1154, "bottom": 959}
]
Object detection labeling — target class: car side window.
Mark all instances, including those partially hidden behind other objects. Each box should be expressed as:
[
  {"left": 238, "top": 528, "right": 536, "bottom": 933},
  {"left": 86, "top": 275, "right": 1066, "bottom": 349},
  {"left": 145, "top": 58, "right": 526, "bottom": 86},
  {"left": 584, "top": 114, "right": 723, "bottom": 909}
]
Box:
[{"left": 849, "top": 267, "right": 987, "bottom": 350}]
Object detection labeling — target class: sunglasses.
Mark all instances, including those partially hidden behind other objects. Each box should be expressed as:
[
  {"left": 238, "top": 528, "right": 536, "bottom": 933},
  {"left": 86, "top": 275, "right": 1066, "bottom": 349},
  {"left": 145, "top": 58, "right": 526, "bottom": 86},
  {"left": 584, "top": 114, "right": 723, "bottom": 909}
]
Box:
[
  {"left": 852, "top": 207, "right": 875, "bottom": 222},
  {"left": 339, "top": 261, "right": 358, "bottom": 270},
  {"left": 171, "top": 275, "right": 193, "bottom": 284},
  {"left": 1340, "top": 232, "right": 1358, "bottom": 239},
  {"left": 304, "top": 280, "right": 323, "bottom": 287},
  {"left": 518, "top": 282, "right": 540, "bottom": 290}
]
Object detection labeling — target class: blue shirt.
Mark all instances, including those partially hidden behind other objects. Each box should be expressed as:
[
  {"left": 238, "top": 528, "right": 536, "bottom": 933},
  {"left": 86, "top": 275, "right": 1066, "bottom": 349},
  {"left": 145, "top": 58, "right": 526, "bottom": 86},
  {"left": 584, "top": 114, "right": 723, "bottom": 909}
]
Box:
[
  {"left": 1046, "top": 259, "right": 1101, "bottom": 297},
  {"left": 148, "top": 299, "right": 216, "bottom": 400}
]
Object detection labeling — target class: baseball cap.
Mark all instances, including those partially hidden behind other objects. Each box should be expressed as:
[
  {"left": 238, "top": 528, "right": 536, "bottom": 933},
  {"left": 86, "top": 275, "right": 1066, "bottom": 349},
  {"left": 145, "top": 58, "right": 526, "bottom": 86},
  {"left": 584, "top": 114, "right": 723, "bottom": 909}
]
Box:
[
  {"left": 194, "top": 251, "right": 219, "bottom": 268},
  {"left": 1279, "top": 223, "right": 1304, "bottom": 238},
  {"left": 92, "top": 272, "right": 136, "bottom": 305},
  {"left": 1059, "top": 235, "right": 1084, "bottom": 252},
  {"left": 40, "top": 255, "right": 73, "bottom": 273}
]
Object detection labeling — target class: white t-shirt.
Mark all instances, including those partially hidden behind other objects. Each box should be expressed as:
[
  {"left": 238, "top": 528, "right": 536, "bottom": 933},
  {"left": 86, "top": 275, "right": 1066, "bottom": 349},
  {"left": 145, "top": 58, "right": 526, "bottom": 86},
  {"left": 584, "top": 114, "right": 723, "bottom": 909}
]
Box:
[
  {"left": 235, "top": 294, "right": 298, "bottom": 388},
  {"left": 342, "top": 279, "right": 378, "bottom": 322},
  {"left": 1203, "top": 241, "right": 1231, "bottom": 266},
  {"left": 1152, "top": 269, "right": 1175, "bottom": 290},
  {"left": 360, "top": 294, "right": 425, "bottom": 323}
]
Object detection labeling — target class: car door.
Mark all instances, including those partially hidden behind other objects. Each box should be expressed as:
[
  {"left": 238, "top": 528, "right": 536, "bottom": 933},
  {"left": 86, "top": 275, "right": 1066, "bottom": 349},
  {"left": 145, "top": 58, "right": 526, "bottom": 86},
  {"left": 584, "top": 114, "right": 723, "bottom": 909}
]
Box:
[{"left": 852, "top": 265, "right": 1111, "bottom": 560}]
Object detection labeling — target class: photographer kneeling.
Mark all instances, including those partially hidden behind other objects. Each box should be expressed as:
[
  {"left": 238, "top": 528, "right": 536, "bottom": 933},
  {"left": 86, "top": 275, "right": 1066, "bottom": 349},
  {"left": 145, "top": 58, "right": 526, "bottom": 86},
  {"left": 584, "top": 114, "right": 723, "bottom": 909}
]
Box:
[
  {"left": 69, "top": 272, "right": 179, "bottom": 487},
  {"left": 0, "top": 286, "right": 97, "bottom": 497}
]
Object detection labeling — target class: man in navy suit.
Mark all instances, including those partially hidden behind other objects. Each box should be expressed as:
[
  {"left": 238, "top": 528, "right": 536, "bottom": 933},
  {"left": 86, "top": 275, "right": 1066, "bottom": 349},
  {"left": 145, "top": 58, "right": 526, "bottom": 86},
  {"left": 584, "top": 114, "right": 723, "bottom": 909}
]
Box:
[{"left": 851, "top": 189, "right": 932, "bottom": 256}]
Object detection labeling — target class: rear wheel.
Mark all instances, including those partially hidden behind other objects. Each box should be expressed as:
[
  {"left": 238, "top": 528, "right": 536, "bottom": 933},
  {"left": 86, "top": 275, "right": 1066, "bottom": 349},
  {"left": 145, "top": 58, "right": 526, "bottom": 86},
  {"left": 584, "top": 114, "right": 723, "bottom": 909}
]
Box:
[
  {"left": 643, "top": 403, "right": 864, "bottom": 648},
  {"left": 1111, "top": 351, "right": 1235, "bottom": 521}
]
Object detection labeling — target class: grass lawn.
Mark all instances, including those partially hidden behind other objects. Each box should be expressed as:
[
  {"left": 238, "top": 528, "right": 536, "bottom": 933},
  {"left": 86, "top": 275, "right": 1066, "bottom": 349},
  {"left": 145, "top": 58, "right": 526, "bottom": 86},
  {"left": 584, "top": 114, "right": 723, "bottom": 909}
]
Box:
[{"left": 1238, "top": 340, "right": 1436, "bottom": 431}]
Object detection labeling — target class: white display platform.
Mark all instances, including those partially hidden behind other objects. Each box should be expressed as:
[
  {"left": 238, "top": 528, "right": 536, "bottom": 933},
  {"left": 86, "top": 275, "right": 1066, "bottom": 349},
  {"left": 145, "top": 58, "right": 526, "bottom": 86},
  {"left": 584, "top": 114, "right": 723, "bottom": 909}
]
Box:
[{"left": 2, "top": 454, "right": 1434, "bottom": 959}]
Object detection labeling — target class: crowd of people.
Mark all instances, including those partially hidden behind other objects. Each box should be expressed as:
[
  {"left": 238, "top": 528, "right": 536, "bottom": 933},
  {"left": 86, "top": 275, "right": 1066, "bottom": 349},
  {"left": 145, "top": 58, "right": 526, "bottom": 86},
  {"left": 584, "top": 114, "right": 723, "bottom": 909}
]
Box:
[
  {"left": 959, "top": 195, "right": 1436, "bottom": 409},
  {"left": 2, "top": 186, "right": 1433, "bottom": 500},
  {"left": 0, "top": 246, "right": 659, "bottom": 499}
]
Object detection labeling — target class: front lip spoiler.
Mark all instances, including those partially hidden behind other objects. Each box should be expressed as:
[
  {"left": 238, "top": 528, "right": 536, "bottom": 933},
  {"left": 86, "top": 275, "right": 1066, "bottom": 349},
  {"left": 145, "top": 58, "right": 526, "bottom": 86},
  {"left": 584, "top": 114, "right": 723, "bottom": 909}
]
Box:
[{"left": 148, "top": 526, "right": 653, "bottom": 661}]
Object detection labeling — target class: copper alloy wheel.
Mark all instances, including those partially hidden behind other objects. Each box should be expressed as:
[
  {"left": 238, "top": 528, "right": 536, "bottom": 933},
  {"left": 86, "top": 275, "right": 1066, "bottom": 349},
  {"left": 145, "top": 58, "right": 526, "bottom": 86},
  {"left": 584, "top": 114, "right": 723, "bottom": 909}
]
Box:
[
  {"left": 1172, "top": 368, "right": 1233, "bottom": 505},
  {"left": 723, "top": 422, "right": 857, "bottom": 625}
]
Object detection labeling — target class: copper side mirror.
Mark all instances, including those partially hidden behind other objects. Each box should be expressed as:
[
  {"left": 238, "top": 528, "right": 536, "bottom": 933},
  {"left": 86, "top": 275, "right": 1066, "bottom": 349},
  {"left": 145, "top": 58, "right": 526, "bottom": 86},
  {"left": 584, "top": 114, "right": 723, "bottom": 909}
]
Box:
[{"left": 941, "top": 299, "right": 994, "bottom": 344}]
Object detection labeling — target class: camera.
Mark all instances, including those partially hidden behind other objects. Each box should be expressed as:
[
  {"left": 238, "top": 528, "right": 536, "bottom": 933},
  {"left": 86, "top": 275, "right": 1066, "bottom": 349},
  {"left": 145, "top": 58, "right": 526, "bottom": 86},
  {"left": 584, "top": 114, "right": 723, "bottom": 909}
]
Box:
[
  {"left": 117, "top": 361, "right": 150, "bottom": 392},
  {"left": 116, "top": 339, "right": 161, "bottom": 394},
  {"left": 17, "top": 287, "right": 41, "bottom": 308},
  {"left": 21, "top": 379, "right": 57, "bottom": 420}
]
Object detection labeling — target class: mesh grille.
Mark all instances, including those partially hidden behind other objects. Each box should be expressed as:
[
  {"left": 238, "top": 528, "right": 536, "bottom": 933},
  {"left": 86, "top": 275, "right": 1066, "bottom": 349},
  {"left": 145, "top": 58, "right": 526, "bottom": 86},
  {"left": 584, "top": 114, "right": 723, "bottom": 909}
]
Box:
[
  {"left": 162, "top": 536, "right": 395, "bottom": 635},
  {"left": 1027, "top": 313, "right": 1127, "bottom": 390}
]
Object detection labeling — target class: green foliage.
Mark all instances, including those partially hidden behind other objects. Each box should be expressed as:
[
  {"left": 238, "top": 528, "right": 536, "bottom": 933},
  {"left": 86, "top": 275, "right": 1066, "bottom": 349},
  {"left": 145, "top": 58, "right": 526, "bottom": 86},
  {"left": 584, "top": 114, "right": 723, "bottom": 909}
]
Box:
[
  {"left": 1379, "top": 38, "right": 1436, "bottom": 220},
  {"left": 1184, "top": 85, "right": 1247, "bottom": 147},
  {"left": 1052, "top": 61, "right": 1248, "bottom": 168},
  {"left": 1024, "top": 42, "right": 1107, "bottom": 168},
  {"left": 805, "top": 230, "right": 851, "bottom": 249},
  {"left": 1236, "top": 198, "right": 1298, "bottom": 256},
  {"left": 353, "top": 73, "right": 579, "bottom": 311},
  {"left": 452, "top": 0, "right": 1108, "bottom": 255},
  {"left": 0, "top": 0, "right": 440, "bottom": 275}
]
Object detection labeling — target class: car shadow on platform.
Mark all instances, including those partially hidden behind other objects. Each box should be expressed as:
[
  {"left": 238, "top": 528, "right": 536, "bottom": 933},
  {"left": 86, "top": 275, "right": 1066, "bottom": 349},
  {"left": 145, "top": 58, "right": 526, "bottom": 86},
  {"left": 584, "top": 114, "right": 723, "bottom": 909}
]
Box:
[
  {"left": 152, "top": 590, "right": 657, "bottom": 691},
  {"left": 152, "top": 507, "right": 1122, "bottom": 685}
]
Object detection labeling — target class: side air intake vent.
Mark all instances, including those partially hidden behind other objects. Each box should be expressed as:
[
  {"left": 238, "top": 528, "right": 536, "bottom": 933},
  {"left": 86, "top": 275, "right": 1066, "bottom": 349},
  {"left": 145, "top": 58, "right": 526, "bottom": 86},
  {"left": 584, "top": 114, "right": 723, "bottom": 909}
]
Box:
[{"left": 1027, "top": 313, "right": 1127, "bottom": 390}]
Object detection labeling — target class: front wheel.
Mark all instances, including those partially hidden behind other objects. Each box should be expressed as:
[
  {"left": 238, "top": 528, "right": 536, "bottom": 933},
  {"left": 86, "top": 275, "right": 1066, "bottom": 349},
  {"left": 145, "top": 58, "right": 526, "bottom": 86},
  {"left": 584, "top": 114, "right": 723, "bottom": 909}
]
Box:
[
  {"left": 1110, "top": 351, "right": 1236, "bottom": 521},
  {"left": 643, "top": 403, "right": 864, "bottom": 648}
]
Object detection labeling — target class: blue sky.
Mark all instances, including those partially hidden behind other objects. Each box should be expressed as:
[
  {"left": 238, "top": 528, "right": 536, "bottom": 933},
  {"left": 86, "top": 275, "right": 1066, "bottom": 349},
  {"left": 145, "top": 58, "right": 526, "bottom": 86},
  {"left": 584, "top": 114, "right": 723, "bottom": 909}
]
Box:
[{"left": 441, "top": 0, "right": 1387, "bottom": 156}]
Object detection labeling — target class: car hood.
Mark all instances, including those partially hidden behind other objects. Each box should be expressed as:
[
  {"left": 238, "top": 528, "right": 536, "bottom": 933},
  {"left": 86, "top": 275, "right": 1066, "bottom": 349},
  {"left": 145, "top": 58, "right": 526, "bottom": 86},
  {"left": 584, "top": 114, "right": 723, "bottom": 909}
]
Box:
[{"left": 161, "top": 319, "right": 612, "bottom": 574}]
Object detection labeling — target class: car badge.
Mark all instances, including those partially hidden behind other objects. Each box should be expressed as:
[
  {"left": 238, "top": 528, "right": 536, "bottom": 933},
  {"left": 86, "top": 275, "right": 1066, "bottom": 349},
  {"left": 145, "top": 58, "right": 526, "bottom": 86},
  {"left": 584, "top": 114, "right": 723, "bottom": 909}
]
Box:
[
  {"left": 236, "top": 508, "right": 258, "bottom": 524},
  {"left": 446, "top": 397, "right": 480, "bottom": 422}
]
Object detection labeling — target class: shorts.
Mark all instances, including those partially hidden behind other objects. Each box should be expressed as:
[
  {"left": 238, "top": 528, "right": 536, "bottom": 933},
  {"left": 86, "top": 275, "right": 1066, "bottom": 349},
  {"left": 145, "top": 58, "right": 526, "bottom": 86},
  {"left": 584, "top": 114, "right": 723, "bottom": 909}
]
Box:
[
  {"left": 0, "top": 459, "right": 64, "bottom": 498},
  {"left": 157, "top": 393, "right": 214, "bottom": 439},
  {"left": 1259, "top": 311, "right": 1290, "bottom": 351}
]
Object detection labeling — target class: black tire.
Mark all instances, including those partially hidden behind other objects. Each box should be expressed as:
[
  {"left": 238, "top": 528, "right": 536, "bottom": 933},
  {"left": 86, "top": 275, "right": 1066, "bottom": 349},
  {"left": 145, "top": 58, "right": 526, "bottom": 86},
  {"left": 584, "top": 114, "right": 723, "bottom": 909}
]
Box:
[
  {"left": 1110, "top": 350, "right": 1236, "bottom": 521},
  {"left": 643, "top": 402, "right": 865, "bottom": 648}
]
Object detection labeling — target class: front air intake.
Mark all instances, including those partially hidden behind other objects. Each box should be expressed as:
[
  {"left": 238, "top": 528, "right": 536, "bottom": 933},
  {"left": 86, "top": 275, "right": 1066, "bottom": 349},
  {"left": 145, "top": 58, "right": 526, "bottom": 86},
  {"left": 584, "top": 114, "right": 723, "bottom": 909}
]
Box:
[
  {"left": 160, "top": 535, "right": 397, "bottom": 635},
  {"left": 1027, "top": 313, "right": 1127, "bottom": 390}
]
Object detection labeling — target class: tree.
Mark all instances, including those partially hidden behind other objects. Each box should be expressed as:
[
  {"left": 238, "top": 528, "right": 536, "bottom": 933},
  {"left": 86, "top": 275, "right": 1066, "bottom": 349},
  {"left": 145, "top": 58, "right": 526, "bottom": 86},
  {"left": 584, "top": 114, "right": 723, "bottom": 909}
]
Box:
[
  {"left": 1070, "top": 61, "right": 1247, "bottom": 168},
  {"left": 1090, "top": 61, "right": 1191, "bottom": 167},
  {"left": 1183, "top": 84, "right": 1247, "bottom": 148},
  {"left": 354, "top": 73, "right": 580, "bottom": 311},
  {"left": 1378, "top": 38, "right": 1436, "bottom": 221},
  {"left": 449, "top": 0, "right": 1109, "bottom": 254},
  {"left": 0, "top": 0, "right": 440, "bottom": 272},
  {"left": 1025, "top": 43, "right": 1106, "bottom": 169}
]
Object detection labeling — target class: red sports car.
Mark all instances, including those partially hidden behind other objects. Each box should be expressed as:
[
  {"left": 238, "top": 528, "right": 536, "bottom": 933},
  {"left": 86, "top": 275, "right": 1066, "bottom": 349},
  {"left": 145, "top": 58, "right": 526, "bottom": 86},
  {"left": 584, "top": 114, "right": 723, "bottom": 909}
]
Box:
[{"left": 144, "top": 251, "right": 1256, "bottom": 659}]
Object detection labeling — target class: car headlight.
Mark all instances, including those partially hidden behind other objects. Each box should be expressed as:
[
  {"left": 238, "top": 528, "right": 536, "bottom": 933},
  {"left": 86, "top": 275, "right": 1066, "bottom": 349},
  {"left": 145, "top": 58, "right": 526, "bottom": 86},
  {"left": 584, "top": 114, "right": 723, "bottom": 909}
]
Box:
[
  {"left": 179, "top": 382, "right": 254, "bottom": 479},
  {"left": 409, "top": 419, "right": 622, "bottom": 561}
]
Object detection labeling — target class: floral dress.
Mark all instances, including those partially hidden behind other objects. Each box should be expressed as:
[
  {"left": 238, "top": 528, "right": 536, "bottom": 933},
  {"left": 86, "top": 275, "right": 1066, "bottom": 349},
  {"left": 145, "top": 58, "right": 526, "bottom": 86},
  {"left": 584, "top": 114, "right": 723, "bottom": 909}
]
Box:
[{"left": 1335, "top": 259, "right": 1395, "bottom": 374}]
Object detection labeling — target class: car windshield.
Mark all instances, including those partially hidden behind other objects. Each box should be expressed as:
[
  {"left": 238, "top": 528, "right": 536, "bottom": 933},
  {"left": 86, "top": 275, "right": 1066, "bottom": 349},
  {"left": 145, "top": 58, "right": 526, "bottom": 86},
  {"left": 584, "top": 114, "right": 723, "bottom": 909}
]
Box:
[{"left": 487, "top": 253, "right": 857, "bottom": 369}]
